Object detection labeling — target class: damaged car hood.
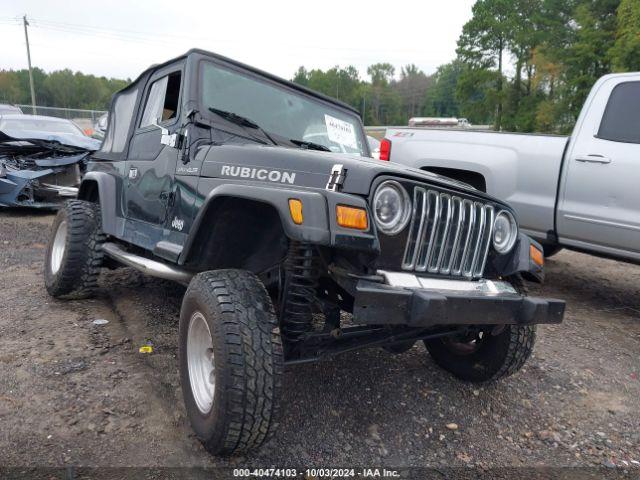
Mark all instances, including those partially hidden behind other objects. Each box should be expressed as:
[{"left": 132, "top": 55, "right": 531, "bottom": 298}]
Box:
[{"left": 0, "top": 129, "right": 101, "bottom": 209}]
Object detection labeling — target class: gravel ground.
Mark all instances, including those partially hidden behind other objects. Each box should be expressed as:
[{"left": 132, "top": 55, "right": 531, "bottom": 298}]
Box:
[{"left": 0, "top": 208, "right": 639, "bottom": 474}]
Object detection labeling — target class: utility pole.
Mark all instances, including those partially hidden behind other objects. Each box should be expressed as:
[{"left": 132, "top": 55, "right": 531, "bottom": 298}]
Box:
[{"left": 23, "top": 15, "right": 36, "bottom": 114}]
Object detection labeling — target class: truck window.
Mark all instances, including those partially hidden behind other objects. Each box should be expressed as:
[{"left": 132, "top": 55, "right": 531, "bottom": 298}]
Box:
[
  {"left": 597, "top": 81, "right": 640, "bottom": 144},
  {"left": 140, "top": 71, "right": 181, "bottom": 128}
]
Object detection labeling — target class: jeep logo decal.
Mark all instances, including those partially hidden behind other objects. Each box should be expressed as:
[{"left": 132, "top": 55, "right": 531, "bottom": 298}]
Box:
[
  {"left": 171, "top": 217, "right": 184, "bottom": 231},
  {"left": 221, "top": 165, "right": 296, "bottom": 184}
]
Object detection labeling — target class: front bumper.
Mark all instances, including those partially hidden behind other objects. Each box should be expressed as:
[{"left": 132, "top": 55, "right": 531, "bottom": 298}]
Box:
[{"left": 352, "top": 271, "right": 565, "bottom": 327}]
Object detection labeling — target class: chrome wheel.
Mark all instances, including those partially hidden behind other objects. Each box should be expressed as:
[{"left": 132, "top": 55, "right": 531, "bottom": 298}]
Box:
[
  {"left": 187, "top": 311, "right": 215, "bottom": 414},
  {"left": 50, "top": 220, "right": 67, "bottom": 274}
]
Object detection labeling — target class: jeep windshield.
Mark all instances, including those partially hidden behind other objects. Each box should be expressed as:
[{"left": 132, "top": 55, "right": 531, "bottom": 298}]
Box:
[{"left": 200, "top": 61, "right": 368, "bottom": 157}]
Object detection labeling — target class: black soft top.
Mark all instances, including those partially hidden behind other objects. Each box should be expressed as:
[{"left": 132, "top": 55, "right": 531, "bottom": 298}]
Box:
[
  {"left": 97, "top": 49, "right": 362, "bottom": 161},
  {"left": 116, "top": 48, "right": 361, "bottom": 116}
]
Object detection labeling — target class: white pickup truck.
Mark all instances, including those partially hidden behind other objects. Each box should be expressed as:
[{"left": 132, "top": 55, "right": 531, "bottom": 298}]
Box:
[{"left": 384, "top": 72, "right": 640, "bottom": 263}]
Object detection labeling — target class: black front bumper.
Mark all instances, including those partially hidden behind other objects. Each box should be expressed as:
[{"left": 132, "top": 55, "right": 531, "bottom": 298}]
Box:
[{"left": 352, "top": 279, "right": 565, "bottom": 327}]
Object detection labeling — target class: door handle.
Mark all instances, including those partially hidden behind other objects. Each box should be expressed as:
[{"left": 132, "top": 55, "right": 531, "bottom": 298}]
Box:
[{"left": 575, "top": 154, "right": 611, "bottom": 164}]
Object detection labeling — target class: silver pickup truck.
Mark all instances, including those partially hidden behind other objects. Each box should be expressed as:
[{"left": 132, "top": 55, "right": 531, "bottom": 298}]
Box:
[{"left": 384, "top": 72, "right": 640, "bottom": 263}]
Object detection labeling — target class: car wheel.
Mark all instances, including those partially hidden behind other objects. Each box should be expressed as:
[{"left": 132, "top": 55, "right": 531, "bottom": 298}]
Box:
[
  {"left": 179, "top": 269, "right": 283, "bottom": 456},
  {"left": 44, "top": 200, "right": 105, "bottom": 299},
  {"left": 424, "top": 274, "right": 535, "bottom": 382}
]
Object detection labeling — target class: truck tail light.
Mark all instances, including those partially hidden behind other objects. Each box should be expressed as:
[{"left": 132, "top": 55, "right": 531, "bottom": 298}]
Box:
[{"left": 379, "top": 138, "right": 391, "bottom": 161}]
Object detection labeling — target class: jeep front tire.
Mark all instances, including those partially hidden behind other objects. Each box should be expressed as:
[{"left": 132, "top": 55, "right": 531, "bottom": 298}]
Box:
[
  {"left": 179, "top": 270, "right": 283, "bottom": 455},
  {"left": 424, "top": 274, "right": 535, "bottom": 383},
  {"left": 44, "top": 200, "right": 105, "bottom": 299}
]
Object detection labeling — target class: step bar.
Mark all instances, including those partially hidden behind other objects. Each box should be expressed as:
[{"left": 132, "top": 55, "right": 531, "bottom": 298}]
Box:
[{"left": 101, "top": 242, "right": 194, "bottom": 285}]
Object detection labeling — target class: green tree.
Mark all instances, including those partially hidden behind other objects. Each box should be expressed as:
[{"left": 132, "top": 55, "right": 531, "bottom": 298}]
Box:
[
  {"left": 609, "top": 0, "right": 640, "bottom": 71},
  {"left": 395, "top": 64, "right": 432, "bottom": 119},
  {"left": 457, "top": 0, "right": 514, "bottom": 129},
  {"left": 423, "top": 60, "right": 463, "bottom": 117}
]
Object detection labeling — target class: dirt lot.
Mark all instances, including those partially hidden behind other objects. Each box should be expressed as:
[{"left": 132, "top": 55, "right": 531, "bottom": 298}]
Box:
[{"left": 1, "top": 208, "right": 639, "bottom": 472}]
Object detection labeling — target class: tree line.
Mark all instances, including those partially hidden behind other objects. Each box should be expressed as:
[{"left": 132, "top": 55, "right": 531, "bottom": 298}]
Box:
[
  {"left": 0, "top": 0, "right": 638, "bottom": 132},
  {"left": 0, "top": 68, "right": 128, "bottom": 111},
  {"left": 293, "top": 0, "right": 640, "bottom": 133}
]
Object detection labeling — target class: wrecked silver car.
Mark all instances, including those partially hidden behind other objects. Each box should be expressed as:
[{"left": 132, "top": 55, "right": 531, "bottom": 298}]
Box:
[{"left": 0, "top": 115, "right": 101, "bottom": 208}]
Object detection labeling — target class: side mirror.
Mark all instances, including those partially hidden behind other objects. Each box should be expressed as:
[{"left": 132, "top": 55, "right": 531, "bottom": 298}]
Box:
[{"left": 152, "top": 117, "right": 180, "bottom": 148}]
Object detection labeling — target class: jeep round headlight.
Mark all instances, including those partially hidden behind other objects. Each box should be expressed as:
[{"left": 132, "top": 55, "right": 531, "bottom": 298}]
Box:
[
  {"left": 373, "top": 181, "right": 411, "bottom": 235},
  {"left": 493, "top": 210, "right": 517, "bottom": 254}
]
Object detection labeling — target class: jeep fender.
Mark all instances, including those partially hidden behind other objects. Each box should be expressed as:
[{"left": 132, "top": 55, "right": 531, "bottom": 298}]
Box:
[
  {"left": 492, "top": 233, "right": 545, "bottom": 283},
  {"left": 77, "top": 171, "right": 119, "bottom": 235},
  {"left": 179, "top": 183, "right": 379, "bottom": 265}
]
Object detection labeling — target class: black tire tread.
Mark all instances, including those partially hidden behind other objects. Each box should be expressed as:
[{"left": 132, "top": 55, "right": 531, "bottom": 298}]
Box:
[
  {"left": 425, "top": 274, "right": 536, "bottom": 383},
  {"left": 183, "top": 270, "right": 283, "bottom": 455},
  {"left": 45, "top": 200, "right": 105, "bottom": 299}
]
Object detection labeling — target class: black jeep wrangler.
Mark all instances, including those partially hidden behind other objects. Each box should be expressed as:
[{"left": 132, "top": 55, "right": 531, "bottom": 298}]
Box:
[{"left": 44, "top": 49, "right": 564, "bottom": 455}]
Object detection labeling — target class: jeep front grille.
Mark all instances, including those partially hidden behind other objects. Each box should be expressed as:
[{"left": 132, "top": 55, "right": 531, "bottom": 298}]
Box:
[{"left": 402, "top": 188, "right": 495, "bottom": 279}]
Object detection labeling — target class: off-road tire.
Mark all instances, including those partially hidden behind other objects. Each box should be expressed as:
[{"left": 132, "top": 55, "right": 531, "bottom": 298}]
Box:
[
  {"left": 424, "top": 275, "right": 536, "bottom": 383},
  {"left": 179, "top": 270, "right": 283, "bottom": 456},
  {"left": 44, "top": 200, "right": 105, "bottom": 299}
]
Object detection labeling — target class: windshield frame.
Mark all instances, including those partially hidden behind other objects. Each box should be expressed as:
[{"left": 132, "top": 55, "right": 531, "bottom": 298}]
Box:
[{"left": 195, "top": 57, "right": 370, "bottom": 157}]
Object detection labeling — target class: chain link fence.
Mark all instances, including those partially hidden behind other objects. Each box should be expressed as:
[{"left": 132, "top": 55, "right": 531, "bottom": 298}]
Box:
[{"left": 15, "top": 105, "right": 107, "bottom": 133}]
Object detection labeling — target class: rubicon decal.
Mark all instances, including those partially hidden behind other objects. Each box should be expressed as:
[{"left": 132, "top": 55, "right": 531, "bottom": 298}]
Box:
[{"left": 220, "top": 165, "right": 296, "bottom": 184}]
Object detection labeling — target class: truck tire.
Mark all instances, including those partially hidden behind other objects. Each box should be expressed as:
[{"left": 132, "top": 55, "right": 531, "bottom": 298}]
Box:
[
  {"left": 44, "top": 200, "right": 105, "bottom": 299},
  {"left": 424, "top": 275, "right": 535, "bottom": 383},
  {"left": 541, "top": 243, "right": 563, "bottom": 258},
  {"left": 179, "top": 270, "right": 283, "bottom": 456}
]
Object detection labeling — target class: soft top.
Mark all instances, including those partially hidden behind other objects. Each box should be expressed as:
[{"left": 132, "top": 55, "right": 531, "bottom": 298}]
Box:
[
  {"left": 114, "top": 48, "right": 361, "bottom": 116},
  {"left": 97, "top": 49, "right": 363, "bottom": 161}
]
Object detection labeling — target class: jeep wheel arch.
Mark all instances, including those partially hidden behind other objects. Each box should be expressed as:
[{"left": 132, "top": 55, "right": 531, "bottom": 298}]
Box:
[
  {"left": 182, "top": 196, "right": 288, "bottom": 273},
  {"left": 77, "top": 171, "right": 119, "bottom": 235},
  {"left": 179, "top": 184, "right": 331, "bottom": 272}
]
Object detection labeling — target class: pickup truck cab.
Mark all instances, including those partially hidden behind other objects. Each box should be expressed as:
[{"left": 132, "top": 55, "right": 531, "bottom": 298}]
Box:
[
  {"left": 43, "top": 49, "right": 564, "bottom": 456},
  {"left": 385, "top": 73, "right": 640, "bottom": 263}
]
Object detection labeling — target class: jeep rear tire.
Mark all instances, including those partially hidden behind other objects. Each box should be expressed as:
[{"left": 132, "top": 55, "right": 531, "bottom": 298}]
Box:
[
  {"left": 44, "top": 200, "right": 105, "bottom": 299},
  {"left": 179, "top": 270, "right": 283, "bottom": 456}
]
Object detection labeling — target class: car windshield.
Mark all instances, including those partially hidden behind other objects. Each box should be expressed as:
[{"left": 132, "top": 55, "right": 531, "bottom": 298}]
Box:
[
  {"left": 200, "top": 62, "right": 367, "bottom": 156},
  {"left": 0, "top": 117, "right": 83, "bottom": 135}
]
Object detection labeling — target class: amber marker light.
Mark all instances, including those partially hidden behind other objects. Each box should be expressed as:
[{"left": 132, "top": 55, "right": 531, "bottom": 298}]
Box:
[
  {"left": 530, "top": 244, "right": 544, "bottom": 267},
  {"left": 336, "top": 205, "right": 369, "bottom": 230},
  {"left": 288, "top": 199, "right": 303, "bottom": 225}
]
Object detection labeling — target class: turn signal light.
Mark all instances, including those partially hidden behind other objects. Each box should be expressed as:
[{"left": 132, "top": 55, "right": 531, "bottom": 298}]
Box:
[
  {"left": 288, "top": 199, "right": 303, "bottom": 224},
  {"left": 379, "top": 138, "right": 391, "bottom": 161},
  {"left": 530, "top": 245, "right": 544, "bottom": 267},
  {"left": 336, "top": 205, "right": 368, "bottom": 230}
]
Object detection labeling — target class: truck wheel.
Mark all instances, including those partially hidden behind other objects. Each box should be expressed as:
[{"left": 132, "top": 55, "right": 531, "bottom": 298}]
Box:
[
  {"left": 424, "top": 275, "right": 535, "bottom": 383},
  {"left": 44, "top": 200, "right": 105, "bottom": 299},
  {"left": 541, "top": 243, "right": 563, "bottom": 258},
  {"left": 179, "top": 270, "right": 283, "bottom": 456}
]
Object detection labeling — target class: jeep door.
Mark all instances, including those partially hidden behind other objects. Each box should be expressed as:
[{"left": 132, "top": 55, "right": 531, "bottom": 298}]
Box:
[
  {"left": 558, "top": 76, "right": 640, "bottom": 260},
  {"left": 124, "top": 65, "right": 183, "bottom": 226}
]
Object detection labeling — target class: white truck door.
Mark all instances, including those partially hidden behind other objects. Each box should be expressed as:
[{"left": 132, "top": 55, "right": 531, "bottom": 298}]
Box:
[{"left": 558, "top": 75, "right": 640, "bottom": 258}]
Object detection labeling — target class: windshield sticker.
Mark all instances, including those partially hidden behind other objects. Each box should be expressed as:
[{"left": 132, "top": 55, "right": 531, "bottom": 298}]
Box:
[{"left": 324, "top": 114, "right": 357, "bottom": 149}]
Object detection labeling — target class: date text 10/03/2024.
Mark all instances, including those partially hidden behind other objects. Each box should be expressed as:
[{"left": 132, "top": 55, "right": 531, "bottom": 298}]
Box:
[{"left": 232, "top": 469, "right": 400, "bottom": 478}]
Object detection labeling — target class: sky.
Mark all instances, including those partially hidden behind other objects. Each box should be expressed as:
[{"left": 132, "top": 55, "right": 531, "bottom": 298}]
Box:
[{"left": 1, "top": 0, "right": 476, "bottom": 82}]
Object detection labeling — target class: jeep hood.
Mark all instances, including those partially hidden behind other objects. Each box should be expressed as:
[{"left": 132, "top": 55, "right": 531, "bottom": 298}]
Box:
[{"left": 198, "top": 143, "right": 502, "bottom": 203}]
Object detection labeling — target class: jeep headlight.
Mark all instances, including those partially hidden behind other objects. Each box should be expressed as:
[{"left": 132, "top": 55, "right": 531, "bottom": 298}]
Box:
[
  {"left": 493, "top": 210, "right": 517, "bottom": 254},
  {"left": 373, "top": 180, "right": 411, "bottom": 235}
]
